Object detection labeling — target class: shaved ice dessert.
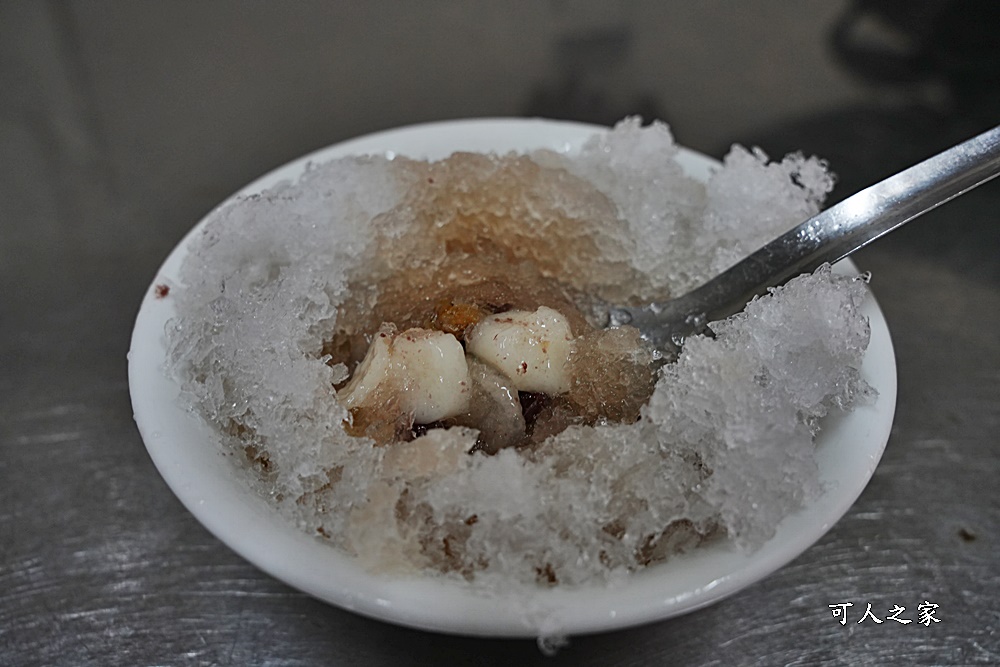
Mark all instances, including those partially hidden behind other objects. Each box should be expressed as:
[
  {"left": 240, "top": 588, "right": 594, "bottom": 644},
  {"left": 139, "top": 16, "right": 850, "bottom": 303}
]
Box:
[{"left": 166, "top": 119, "right": 875, "bottom": 587}]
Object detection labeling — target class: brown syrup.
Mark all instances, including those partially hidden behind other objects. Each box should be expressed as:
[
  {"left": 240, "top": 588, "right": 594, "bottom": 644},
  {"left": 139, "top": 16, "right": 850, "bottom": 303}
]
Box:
[{"left": 324, "top": 153, "right": 659, "bottom": 449}]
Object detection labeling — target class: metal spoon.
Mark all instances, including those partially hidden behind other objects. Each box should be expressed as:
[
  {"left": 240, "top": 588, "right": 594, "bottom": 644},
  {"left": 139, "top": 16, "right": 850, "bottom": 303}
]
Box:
[{"left": 608, "top": 124, "right": 1000, "bottom": 355}]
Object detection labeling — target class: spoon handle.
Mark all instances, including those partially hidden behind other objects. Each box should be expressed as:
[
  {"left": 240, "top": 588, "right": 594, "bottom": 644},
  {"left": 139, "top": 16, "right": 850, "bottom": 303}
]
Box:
[{"left": 624, "top": 124, "right": 1000, "bottom": 349}]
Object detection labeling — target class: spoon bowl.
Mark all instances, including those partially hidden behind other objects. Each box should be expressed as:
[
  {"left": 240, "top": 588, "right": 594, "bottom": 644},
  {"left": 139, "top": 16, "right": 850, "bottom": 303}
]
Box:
[{"left": 129, "top": 118, "right": 898, "bottom": 637}]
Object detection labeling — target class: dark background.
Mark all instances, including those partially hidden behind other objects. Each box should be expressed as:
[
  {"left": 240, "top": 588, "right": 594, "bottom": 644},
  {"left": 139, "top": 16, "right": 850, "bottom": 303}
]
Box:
[{"left": 2, "top": 1, "right": 998, "bottom": 664}]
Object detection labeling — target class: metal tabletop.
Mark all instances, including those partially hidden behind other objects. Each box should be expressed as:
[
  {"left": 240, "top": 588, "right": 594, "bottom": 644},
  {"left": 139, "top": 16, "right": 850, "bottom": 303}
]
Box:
[{"left": 2, "top": 3, "right": 997, "bottom": 665}]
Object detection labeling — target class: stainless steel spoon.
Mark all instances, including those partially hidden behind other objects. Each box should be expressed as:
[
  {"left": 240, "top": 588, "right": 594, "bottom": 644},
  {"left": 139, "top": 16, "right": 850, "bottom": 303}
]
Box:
[{"left": 608, "top": 124, "right": 1000, "bottom": 355}]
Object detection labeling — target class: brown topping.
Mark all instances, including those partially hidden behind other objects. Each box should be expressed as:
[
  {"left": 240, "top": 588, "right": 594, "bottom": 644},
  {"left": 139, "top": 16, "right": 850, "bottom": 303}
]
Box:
[
  {"left": 602, "top": 520, "right": 626, "bottom": 540},
  {"left": 636, "top": 519, "right": 722, "bottom": 566},
  {"left": 343, "top": 396, "right": 415, "bottom": 446},
  {"left": 535, "top": 562, "right": 558, "bottom": 585},
  {"left": 432, "top": 301, "right": 486, "bottom": 340},
  {"left": 242, "top": 444, "right": 271, "bottom": 472},
  {"left": 294, "top": 466, "right": 343, "bottom": 507}
]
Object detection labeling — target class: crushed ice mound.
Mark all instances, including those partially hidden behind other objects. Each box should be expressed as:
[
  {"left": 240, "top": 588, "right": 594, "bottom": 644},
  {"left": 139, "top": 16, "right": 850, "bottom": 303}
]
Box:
[
  {"left": 647, "top": 265, "right": 873, "bottom": 550},
  {"left": 166, "top": 118, "right": 874, "bottom": 588}
]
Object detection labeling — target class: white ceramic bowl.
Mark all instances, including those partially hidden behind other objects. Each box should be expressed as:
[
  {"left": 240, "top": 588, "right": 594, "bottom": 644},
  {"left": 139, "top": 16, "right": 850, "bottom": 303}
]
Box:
[{"left": 128, "top": 118, "right": 896, "bottom": 637}]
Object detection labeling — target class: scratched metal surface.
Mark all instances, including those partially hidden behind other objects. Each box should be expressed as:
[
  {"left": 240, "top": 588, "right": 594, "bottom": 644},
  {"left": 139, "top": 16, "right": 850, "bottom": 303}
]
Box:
[{"left": 2, "top": 3, "right": 998, "bottom": 665}]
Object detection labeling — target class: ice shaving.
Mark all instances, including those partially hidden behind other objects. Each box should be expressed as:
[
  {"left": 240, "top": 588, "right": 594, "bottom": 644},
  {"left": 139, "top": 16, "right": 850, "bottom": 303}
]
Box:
[{"left": 166, "top": 119, "right": 875, "bottom": 586}]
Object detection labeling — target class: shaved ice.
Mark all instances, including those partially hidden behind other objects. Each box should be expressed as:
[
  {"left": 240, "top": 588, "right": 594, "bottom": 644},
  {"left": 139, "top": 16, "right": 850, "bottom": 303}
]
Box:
[{"left": 166, "top": 118, "right": 873, "bottom": 587}]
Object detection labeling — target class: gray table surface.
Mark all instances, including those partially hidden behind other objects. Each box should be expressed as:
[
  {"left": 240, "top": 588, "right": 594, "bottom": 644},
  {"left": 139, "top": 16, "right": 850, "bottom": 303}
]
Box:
[{"left": 2, "top": 3, "right": 998, "bottom": 665}]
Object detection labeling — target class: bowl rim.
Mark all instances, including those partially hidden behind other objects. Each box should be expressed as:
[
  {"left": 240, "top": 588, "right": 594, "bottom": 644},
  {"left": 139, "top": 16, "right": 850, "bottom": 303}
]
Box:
[{"left": 128, "top": 117, "right": 897, "bottom": 637}]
